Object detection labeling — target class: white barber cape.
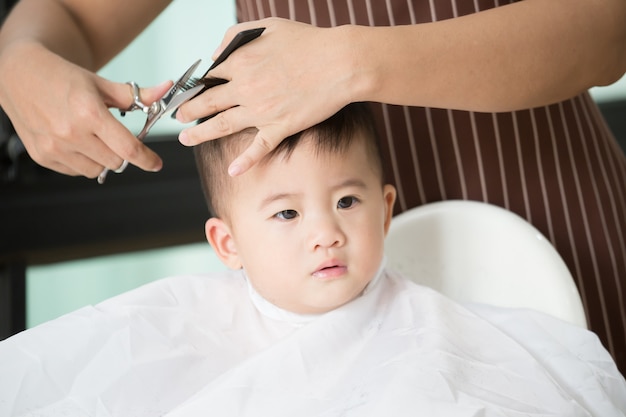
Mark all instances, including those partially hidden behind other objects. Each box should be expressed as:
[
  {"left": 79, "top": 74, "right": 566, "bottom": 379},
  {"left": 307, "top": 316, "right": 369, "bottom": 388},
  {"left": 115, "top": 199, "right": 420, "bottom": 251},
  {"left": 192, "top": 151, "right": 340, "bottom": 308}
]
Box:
[{"left": 1, "top": 266, "right": 625, "bottom": 416}]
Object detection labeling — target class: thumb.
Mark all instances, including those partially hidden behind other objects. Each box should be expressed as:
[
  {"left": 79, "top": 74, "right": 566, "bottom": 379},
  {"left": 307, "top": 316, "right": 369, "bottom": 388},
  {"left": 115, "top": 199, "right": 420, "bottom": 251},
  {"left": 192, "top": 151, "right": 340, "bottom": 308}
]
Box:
[
  {"left": 100, "top": 78, "right": 173, "bottom": 110},
  {"left": 227, "top": 128, "right": 284, "bottom": 176},
  {"left": 137, "top": 80, "right": 174, "bottom": 105}
]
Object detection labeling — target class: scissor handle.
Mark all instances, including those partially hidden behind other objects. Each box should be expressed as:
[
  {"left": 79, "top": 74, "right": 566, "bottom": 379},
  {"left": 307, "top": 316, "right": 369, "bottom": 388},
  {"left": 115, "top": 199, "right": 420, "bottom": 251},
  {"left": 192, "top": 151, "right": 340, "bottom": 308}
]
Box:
[
  {"left": 119, "top": 82, "right": 151, "bottom": 116},
  {"left": 97, "top": 161, "right": 127, "bottom": 184},
  {"left": 98, "top": 82, "right": 163, "bottom": 184}
]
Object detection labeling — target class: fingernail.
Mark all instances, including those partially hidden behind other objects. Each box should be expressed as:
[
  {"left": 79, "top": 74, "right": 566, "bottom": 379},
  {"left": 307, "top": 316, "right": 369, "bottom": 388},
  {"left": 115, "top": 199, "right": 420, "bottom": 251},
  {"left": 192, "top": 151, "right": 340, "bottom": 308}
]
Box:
[
  {"left": 228, "top": 162, "right": 242, "bottom": 177},
  {"left": 150, "top": 161, "right": 163, "bottom": 172},
  {"left": 158, "top": 80, "right": 172, "bottom": 89},
  {"left": 179, "top": 131, "right": 190, "bottom": 145}
]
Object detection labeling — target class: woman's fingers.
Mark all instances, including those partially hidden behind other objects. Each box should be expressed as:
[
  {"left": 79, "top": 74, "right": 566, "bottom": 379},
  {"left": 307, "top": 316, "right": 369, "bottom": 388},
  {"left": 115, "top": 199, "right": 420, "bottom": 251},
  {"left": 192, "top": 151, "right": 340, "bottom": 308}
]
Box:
[
  {"left": 227, "top": 127, "right": 290, "bottom": 176},
  {"left": 178, "top": 104, "right": 251, "bottom": 146}
]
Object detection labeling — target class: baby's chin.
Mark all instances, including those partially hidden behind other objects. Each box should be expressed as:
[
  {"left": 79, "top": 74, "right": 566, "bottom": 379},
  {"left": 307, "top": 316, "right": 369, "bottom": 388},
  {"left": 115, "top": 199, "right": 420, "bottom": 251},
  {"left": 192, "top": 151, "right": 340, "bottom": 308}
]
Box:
[{"left": 289, "top": 286, "right": 371, "bottom": 315}]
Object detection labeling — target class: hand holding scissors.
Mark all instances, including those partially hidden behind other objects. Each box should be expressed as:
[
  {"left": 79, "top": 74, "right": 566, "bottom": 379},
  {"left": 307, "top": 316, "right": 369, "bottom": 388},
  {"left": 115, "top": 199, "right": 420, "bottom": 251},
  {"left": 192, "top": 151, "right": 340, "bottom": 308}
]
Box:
[{"left": 97, "top": 60, "right": 204, "bottom": 184}]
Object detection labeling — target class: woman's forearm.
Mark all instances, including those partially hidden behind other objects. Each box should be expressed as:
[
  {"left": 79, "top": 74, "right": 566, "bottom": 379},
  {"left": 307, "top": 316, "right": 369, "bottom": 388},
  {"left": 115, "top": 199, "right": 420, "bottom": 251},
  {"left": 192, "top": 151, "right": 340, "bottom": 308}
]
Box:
[
  {"left": 350, "top": 0, "right": 626, "bottom": 112},
  {"left": 0, "top": 0, "right": 170, "bottom": 70}
]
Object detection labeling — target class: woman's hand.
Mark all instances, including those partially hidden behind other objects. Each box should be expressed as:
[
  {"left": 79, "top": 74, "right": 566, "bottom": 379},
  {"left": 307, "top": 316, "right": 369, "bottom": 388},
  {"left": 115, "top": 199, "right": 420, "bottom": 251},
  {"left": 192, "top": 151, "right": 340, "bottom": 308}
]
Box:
[
  {"left": 176, "top": 18, "right": 366, "bottom": 176},
  {"left": 0, "top": 42, "right": 171, "bottom": 178}
]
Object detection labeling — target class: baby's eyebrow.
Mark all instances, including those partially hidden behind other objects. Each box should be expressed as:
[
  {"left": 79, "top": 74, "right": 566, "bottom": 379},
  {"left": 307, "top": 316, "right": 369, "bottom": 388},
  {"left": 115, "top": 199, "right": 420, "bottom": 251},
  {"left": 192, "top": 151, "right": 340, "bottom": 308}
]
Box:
[
  {"left": 336, "top": 178, "right": 368, "bottom": 191},
  {"left": 258, "top": 192, "right": 300, "bottom": 211}
]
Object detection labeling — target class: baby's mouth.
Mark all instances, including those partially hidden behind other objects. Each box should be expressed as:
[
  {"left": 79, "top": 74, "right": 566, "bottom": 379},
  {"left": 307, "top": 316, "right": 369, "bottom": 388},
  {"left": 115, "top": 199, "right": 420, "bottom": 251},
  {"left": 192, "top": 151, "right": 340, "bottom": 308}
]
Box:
[{"left": 312, "top": 261, "right": 347, "bottom": 279}]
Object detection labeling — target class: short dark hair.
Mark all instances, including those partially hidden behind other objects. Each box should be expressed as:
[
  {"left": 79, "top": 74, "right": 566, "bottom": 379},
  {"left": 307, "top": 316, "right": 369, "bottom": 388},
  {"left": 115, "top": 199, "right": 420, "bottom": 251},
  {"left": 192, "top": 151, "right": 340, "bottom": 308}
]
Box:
[{"left": 194, "top": 102, "right": 385, "bottom": 218}]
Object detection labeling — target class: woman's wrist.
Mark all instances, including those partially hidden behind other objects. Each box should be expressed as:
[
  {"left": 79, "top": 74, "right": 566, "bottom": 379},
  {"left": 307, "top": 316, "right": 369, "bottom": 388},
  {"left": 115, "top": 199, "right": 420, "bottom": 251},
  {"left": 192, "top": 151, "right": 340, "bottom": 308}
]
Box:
[
  {"left": 329, "top": 24, "right": 380, "bottom": 105},
  {"left": 0, "top": 40, "right": 35, "bottom": 104}
]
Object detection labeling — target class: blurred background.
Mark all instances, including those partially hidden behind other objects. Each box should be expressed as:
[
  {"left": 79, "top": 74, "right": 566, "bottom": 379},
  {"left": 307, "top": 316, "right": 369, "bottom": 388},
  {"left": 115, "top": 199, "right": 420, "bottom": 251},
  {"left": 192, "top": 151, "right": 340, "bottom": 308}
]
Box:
[{"left": 1, "top": 0, "right": 625, "bottom": 335}]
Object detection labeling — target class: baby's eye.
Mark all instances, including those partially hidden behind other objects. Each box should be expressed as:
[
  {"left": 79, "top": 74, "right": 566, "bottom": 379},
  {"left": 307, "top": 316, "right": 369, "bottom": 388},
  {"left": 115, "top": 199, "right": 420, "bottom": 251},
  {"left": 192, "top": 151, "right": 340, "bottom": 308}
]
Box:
[
  {"left": 274, "top": 209, "right": 299, "bottom": 220},
  {"left": 337, "top": 196, "right": 359, "bottom": 209}
]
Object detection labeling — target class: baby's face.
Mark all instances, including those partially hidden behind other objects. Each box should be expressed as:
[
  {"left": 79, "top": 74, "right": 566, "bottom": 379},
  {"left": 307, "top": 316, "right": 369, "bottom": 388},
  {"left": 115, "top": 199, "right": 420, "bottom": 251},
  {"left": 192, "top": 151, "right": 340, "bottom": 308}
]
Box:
[{"left": 217, "top": 134, "right": 395, "bottom": 314}]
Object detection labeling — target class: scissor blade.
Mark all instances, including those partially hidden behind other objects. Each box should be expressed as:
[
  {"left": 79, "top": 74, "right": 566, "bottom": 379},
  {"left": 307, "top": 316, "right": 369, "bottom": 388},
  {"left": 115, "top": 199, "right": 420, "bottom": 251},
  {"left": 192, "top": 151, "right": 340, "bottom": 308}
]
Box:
[
  {"left": 163, "top": 84, "right": 204, "bottom": 115},
  {"left": 161, "top": 59, "right": 202, "bottom": 105}
]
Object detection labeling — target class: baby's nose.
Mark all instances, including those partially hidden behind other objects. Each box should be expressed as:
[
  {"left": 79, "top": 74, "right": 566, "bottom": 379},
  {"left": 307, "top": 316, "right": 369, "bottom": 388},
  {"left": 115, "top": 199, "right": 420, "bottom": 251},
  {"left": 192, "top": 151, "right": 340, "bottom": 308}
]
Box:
[{"left": 308, "top": 215, "right": 346, "bottom": 250}]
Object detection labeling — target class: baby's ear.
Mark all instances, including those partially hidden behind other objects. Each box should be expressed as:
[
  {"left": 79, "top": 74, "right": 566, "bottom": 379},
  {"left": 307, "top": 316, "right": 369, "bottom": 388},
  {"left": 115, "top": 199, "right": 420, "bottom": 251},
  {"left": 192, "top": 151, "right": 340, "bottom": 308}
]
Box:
[
  {"left": 382, "top": 184, "right": 397, "bottom": 235},
  {"left": 205, "top": 218, "right": 242, "bottom": 269}
]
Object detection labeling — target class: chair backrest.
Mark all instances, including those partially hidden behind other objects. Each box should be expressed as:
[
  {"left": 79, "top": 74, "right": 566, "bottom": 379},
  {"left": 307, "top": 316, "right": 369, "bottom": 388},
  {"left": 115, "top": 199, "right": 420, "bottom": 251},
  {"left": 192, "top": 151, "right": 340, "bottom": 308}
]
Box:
[{"left": 385, "top": 200, "right": 587, "bottom": 328}]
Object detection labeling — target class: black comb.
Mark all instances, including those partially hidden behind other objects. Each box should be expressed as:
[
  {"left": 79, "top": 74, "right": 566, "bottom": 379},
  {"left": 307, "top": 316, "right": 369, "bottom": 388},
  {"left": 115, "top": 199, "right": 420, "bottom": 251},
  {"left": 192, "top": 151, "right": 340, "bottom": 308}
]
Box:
[{"left": 172, "top": 27, "right": 265, "bottom": 118}]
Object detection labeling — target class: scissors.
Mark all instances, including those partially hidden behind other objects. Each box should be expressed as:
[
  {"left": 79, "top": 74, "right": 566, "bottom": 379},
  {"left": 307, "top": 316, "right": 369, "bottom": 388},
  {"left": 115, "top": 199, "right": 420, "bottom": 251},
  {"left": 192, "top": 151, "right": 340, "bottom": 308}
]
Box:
[
  {"left": 97, "top": 60, "right": 204, "bottom": 184},
  {"left": 97, "top": 27, "right": 265, "bottom": 184}
]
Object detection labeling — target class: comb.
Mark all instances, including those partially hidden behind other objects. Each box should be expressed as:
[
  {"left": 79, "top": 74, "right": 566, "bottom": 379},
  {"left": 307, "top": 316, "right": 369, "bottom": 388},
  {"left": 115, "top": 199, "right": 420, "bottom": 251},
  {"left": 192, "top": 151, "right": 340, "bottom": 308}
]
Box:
[{"left": 171, "top": 27, "right": 265, "bottom": 119}]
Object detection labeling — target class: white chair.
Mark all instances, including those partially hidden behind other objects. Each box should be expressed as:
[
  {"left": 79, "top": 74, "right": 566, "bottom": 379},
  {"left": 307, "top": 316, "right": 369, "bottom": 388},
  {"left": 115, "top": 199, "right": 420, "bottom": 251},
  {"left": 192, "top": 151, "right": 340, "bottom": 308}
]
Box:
[{"left": 385, "top": 200, "right": 588, "bottom": 328}]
